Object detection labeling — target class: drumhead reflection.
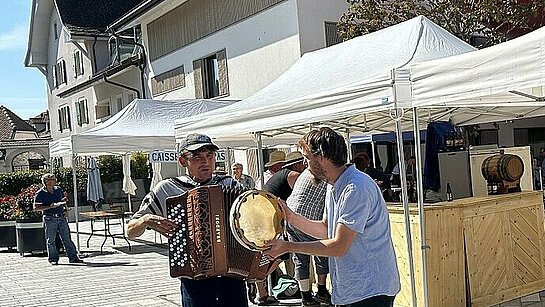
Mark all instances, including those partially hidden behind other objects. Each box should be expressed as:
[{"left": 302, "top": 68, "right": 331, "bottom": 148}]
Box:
[{"left": 230, "top": 190, "right": 286, "bottom": 251}]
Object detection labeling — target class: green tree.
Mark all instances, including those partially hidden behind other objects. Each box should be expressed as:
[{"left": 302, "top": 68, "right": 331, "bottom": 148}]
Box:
[{"left": 338, "top": 0, "right": 545, "bottom": 47}]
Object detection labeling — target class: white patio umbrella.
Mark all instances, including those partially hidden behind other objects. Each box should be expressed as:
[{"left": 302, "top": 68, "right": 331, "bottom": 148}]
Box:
[
  {"left": 86, "top": 157, "right": 103, "bottom": 211},
  {"left": 150, "top": 162, "right": 162, "bottom": 189},
  {"left": 122, "top": 154, "right": 137, "bottom": 211}
]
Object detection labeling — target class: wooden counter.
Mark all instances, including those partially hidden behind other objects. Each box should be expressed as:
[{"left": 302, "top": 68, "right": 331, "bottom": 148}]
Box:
[{"left": 388, "top": 191, "right": 545, "bottom": 307}]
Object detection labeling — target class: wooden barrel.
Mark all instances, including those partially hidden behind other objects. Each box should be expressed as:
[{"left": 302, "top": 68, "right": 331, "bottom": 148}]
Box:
[{"left": 481, "top": 154, "right": 524, "bottom": 183}]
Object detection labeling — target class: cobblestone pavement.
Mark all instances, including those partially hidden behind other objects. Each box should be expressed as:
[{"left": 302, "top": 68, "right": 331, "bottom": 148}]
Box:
[
  {"left": 0, "top": 219, "right": 303, "bottom": 307},
  {"left": 5, "top": 219, "right": 543, "bottom": 306}
]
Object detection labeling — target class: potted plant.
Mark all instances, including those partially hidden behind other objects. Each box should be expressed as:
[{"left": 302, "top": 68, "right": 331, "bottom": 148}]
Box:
[
  {"left": 0, "top": 195, "right": 17, "bottom": 250},
  {"left": 13, "top": 185, "right": 45, "bottom": 256}
]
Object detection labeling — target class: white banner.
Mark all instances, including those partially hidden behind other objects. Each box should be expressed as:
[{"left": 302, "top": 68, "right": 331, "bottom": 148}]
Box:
[
  {"left": 149, "top": 150, "right": 179, "bottom": 163},
  {"left": 216, "top": 150, "right": 226, "bottom": 162}
]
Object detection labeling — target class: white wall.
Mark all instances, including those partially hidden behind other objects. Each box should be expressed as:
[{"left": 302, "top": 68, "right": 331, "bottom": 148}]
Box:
[
  {"left": 145, "top": 0, "right": 301, "bottom": 100},
  {"left": 296, "top": 0, "right": 348, "bottom": 54}
]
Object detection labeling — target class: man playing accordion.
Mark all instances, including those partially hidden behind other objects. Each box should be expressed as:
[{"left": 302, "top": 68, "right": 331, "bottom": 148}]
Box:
[{"left": 127, "top": 133, "right": 247, "bottom": 307}]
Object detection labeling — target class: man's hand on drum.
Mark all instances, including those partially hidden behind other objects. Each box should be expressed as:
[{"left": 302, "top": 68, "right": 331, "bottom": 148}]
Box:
[
  {"left": 263, "top": 239, "right": 290, "bottom": 260},
  {"left": 144, "top": 214, "right": 177, "bottom": 237}
]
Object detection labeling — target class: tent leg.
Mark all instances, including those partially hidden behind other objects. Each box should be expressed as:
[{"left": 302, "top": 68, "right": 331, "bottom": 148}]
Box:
[
  {"left": 345, "top": 128, "right": 352, "bottom": 161},
  {"left": 395, "top": 110, "right": 418, "bottom": 307},
  {"left": 255, "top": 133, "right": 265, "bottom": 189},
  {"left": 413, "top": 107, "right": 428, "bottom": 307},
  {"left": 371, "top": 141, "right": 377, "bottom": 168},
  {"left": 72, "top": 155, "right": 81, "bottom": 254}
]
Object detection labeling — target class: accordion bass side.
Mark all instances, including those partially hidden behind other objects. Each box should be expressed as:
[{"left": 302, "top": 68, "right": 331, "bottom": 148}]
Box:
[{"left": 166, "top": 185, "right": 276, "bottom": 280}]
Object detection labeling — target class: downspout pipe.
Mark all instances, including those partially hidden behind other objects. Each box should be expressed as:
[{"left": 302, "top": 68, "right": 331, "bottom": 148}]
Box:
[{"left": 103, "top": 75, "right": 140, "bottom": 99}]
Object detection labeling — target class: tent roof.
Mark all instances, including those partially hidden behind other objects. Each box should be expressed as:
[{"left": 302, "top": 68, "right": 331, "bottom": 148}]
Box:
[
  {"left": 410, "top": 25, "right": 545, "bottom": 126},
  {"left": 174, "top": 16, "right": 476, "bottom": 147},
  {"left": 50, "top": 98, "right": 234, "bottom": 157}
]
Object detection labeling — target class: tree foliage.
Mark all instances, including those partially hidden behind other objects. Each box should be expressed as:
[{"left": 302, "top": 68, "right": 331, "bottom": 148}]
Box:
[{"left": 338, "top": 0, "right": 545, "bottom": 47}]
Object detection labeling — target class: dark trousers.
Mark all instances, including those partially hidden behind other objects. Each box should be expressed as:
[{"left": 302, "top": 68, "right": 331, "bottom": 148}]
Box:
[
  {"left": 337, "top": 295, "right": 395, "bottom": 307},
  {"left": 181, "top": 277, "right": 248, "bottom": 307}
]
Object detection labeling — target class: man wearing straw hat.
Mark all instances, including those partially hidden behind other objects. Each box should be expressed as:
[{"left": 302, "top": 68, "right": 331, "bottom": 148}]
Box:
[{"left": 256, "top": 150, "right": 286, "bottom": 189}]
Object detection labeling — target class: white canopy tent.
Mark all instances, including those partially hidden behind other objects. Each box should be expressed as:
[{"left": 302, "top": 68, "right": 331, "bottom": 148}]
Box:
[
  {"left": 50, "top": 98, "right": 235, "bottom": 157},
  {"left": 410, "top": 24, "right": 545, "bottom": 122},
  {"left": 174, "top": 16, "right": 476, "bottom": 147}
]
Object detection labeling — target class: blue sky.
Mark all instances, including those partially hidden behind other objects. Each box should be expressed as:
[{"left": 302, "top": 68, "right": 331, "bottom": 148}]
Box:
[{"left": 0, "top": 0, "right": 47, "bottom": 120}]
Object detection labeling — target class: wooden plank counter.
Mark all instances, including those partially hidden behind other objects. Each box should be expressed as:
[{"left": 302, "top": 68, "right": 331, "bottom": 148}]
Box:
[{"left": 388, "top": 191, "right": 545, "bottom": 307}]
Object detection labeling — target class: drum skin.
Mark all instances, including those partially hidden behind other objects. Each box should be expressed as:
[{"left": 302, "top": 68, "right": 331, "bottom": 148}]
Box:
[
  {"left": 230, "top": 190, "right": 286, "bottom": 251},
  {"left": 481, "top": 154, "right": 524, "bottom": 183}
]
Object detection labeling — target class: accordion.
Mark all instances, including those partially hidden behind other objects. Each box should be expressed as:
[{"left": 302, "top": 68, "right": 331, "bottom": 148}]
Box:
[{"left": 166, "top": 185, "right": 276, "bottom": 280}]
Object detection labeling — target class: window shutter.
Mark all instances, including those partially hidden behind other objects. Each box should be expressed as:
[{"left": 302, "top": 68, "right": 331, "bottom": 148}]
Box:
[
  {"left": 84, "top": 100, "right": 89, "bottom": 124},
  {"left": 62, "top": 60, "right": 67, "bottom": 84},
  {"left": 57, "top": 109, "right": 62, "bottom": 131},
  {"left": 67, "top": 107, "right": 72, "bottom": 130},
  {"left": 217, "top": 49, "right": 229, "bottom": 96},
  {"left": 193, "top": 59, "right": 204, "bottom": 99},
  {"left": 73, "top": 53, "right": 77, "bottom": 78},
  {"left": 76, "top": 101, "right": 82, "bottom": 125},
  {"left": 52, "top": 65, "right": 57, "bottom": 89}
]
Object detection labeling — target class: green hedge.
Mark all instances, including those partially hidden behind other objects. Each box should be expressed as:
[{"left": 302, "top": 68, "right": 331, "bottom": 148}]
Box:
[
  {"left": 0, "top": 153, "right": 149, "bottom": 196},
  {"left": 0, "top": 170, "right": 46, "bottom": 196}
]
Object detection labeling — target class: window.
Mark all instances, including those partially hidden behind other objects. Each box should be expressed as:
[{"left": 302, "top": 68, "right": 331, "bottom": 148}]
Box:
[
  {"left": 325, "top": 22, "right": 342, "bottom": 47},
  {"left": 151, "top": 66, "right": 185, "bottom": 96},
  {"left": 53, "top": 60, "right": 67, "bottom": 88},
  {"left": 113, "top": 94, "right": 123, "bottom": 114},
  {"left": 477, "top": 129, "right": 499, "bottom": 145},
  {"left": 75, "top": 98, "right": 89, "bottom": 126},
  {"left": 95, "top": 98, "right": 111, "bottom": 120},
  {"left": 54, "top": 22, "right": 58, "bottom": 40},
  {"left": 58, "top": 105, "right": 71, "bottom": 132},
  {"left": 193, "top": 49, "right": 229, "bottom": 99},
  {"left": 126, "top": 93, "right": 135, "bottom": 107},
  {"left": 73, "top": 50, "right": 84, "bottom": 77}
]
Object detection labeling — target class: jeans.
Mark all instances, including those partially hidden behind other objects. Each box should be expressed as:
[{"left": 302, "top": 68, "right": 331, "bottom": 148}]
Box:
[
  {"left": 337, "top": 295, "right": 395, "bottom": 307},
  {"left": 43, "top": 216, "right": 78, "bottom": 262},
  {"left": 180, "top": 277, "right": 248, "bottom": 307}
]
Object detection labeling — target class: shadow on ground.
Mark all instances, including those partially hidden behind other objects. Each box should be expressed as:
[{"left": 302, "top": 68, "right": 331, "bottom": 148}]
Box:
[{"left": 113, "top": 241, "right": 169, "bottom": 256}]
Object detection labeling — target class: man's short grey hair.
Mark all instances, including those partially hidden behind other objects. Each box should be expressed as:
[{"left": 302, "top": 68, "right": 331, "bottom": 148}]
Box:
[
  {"left": 232, "top": 163, "right": 243, "bottom": 169},
  {"left": 41, "top": 173, "right": 56, "bottom": 185}
]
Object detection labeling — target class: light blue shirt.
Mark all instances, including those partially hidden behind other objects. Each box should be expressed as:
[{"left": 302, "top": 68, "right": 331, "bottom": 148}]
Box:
[{"left": 325, "top": 165, "right": 400, "bottom": 305}]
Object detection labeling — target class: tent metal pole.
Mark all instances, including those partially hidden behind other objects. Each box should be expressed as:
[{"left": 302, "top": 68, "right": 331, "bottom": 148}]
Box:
[
  {"left": 72, "top": 154, "right": 81, "bottom": 254},
  {"left": 371, "top": 141, "right": 377, "bottom": 168},
  {"left": 395, "top": 108, "right": 418, "bottom": 307},
  {"left": 256, "top": 132, "right": 265, "bottom": 190},
  {"left": 412, "top": 107, "right": 428, "bottom": 307},
  {"left": 225, "top": 147, "right": 233, "bottom": 175},
  {"left": 345, "top": 128, "right": 352, "bottom": 161},
  {"left": 254, "top": 132, "right": 271, "bottom": 295}
]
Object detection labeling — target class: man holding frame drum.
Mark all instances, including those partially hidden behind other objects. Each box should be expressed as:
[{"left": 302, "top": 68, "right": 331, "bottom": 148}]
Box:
[
  {"left": 127, "top": 133, "right": 248, "bottom": 307},
  {"left": 265, "top": 127, "right": 400, "bottom": 307}
]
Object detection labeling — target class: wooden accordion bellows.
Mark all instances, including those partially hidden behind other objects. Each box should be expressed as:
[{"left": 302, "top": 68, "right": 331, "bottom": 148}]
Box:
[{"left": 166, "top": 185, "right": 275, "bottom": 280}]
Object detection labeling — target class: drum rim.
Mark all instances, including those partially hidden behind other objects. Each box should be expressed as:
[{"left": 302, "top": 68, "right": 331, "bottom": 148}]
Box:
[{"left": 230, "top": 189, "right": 285, "bottom": 251}]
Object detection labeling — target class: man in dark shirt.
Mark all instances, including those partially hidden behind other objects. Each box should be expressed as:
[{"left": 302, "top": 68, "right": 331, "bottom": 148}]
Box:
[{"left": 34, "top": 173, "right": 83, "bottom": 265}]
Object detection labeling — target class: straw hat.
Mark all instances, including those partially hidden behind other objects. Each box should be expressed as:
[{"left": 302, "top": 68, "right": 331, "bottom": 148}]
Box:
[
  {"left": 264, "top": 151, "right": 286, "bottom": 167},
  {"left": 283, "top": 151, "right": 304, "bottom": 168}
]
